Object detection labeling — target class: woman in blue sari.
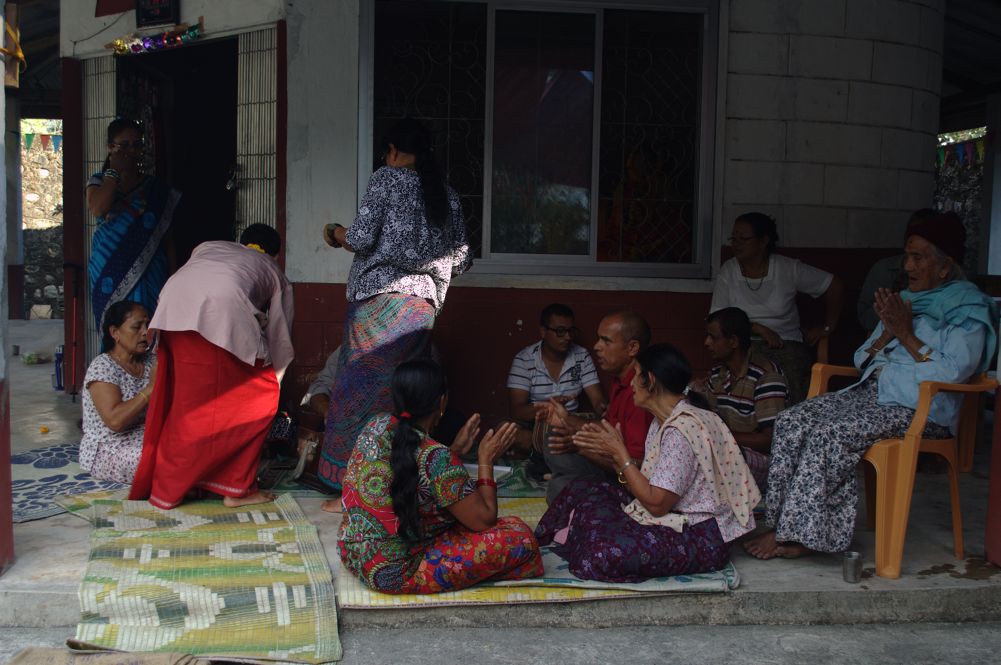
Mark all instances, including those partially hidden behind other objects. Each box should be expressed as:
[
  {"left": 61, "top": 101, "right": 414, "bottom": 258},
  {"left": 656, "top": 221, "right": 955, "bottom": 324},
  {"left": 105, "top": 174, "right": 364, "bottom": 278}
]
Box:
[{"left": 87, "top": 119, "right": 179, "bottom": 332}]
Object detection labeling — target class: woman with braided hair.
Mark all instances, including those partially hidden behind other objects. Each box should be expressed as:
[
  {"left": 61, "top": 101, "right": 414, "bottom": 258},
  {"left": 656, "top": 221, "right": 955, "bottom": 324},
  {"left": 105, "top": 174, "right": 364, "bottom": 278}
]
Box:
[{"left": 338, "top": 360, "right": 542, "bottom": 594}]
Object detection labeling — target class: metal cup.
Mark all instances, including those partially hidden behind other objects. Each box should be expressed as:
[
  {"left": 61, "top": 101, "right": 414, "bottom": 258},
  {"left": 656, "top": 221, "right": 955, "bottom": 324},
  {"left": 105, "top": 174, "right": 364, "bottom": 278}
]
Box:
[{"left": 843, "top": 551, "right": 863, "bottom": 583}]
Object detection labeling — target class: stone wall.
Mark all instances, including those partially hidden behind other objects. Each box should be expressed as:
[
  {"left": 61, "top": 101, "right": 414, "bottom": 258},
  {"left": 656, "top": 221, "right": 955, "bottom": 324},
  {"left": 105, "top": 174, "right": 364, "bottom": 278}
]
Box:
[
  {"left": 21, "top": 136, "right": 64, "bottom": 317},
  {"left": 724, "top": 0, "right": 945, "bottom": 248}
]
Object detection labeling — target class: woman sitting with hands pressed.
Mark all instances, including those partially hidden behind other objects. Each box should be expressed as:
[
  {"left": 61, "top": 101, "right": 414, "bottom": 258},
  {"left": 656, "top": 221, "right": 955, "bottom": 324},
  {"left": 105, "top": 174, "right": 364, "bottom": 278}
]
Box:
[
  {"left": 338, "top": 360, "right": 543, "bottom": 594},
  {"left": 535, "top": 344, "right": 760, "bottom": 582},
  {"left": 745, "top": 212, "right": 997, "bottom": 560},
  {"left": 80, "top": 300, "right": 156, "bottom": 484}
]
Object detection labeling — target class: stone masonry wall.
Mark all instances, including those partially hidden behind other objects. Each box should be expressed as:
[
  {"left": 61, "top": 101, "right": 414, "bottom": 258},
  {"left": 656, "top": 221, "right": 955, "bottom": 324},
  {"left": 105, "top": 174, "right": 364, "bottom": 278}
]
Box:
[
  {"left": 21, "top": 137, "right": 64, "bottom": 318},
  {"left": 724, "top": 0, "right": 945, "bottom": 248}
]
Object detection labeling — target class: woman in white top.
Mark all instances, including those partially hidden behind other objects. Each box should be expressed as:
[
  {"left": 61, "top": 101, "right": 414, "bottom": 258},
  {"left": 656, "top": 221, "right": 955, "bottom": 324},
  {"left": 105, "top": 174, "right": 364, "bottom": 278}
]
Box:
[
  {"left": 710, "top": 212, "right": 844, "bottom": 403},
  {"left": 80, "top": 301, "right": 155, "bottom": 484}
]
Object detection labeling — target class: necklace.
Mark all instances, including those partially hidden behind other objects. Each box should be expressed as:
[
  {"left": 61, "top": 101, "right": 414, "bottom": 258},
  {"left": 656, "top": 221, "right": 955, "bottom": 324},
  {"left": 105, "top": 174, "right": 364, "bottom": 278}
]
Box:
[
  {"left": 740, "top": 259, "right": 768, "bottom": 291},
  {"left": 109, "top": 351, "right": 144, "bottom": 378}
]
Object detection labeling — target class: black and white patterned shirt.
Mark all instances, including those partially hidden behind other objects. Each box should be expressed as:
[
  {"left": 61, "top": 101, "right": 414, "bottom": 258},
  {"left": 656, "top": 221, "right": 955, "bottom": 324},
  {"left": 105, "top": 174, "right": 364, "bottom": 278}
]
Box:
[{"left": 346, "top": 166, "right": 471, "bottom": 311}]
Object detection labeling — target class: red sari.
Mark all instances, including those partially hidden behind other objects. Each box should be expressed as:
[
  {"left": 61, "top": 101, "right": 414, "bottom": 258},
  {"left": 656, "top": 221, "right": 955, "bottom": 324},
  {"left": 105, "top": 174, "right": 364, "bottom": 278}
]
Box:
[{"left": 128, "top": 330, "right": 278, "bottom": 509}]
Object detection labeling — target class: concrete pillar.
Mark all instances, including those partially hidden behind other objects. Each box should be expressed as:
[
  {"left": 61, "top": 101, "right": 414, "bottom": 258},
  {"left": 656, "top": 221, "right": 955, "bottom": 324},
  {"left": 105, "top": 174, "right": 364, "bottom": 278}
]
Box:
[
  {"left": 985, "top": 94, "right": 1001, "bottom": 275},
  {"left": 5, "top": 97, "right": 21, "bottom": 319},
  {"left": 724, "top": 0, "right": 945, "bottom": 247},
  {"left": 0, "top": 3, "right": 12, "bottom": 573}
]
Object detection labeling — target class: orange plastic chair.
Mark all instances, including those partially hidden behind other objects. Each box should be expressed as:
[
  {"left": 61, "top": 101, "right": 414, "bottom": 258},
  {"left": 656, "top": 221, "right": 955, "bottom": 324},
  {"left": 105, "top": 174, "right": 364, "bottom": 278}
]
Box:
[{"left": 807, "top": 363, "right": 998, "bottom": 579}]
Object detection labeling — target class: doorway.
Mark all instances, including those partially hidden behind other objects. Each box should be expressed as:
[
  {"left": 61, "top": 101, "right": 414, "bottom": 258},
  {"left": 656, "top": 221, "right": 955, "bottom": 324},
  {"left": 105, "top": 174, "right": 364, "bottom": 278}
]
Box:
[{"left": 116, "top": 37, "right": 239, "bottom": 266}]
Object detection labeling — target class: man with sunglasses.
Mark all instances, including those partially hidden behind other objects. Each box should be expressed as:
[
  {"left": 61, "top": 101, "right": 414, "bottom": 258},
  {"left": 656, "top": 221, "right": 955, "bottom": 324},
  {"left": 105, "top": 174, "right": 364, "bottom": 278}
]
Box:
[{"left": 506, "top": 304, "right": 605, "bottom": 474}]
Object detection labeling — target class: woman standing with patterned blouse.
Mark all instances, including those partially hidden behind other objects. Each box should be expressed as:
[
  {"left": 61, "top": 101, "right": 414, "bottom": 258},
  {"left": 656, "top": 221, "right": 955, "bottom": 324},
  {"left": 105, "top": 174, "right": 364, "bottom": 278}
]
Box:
[
  {"left": 318, "top": 118, "right": 472, "bottom": 503},
  {"left": 339, "top": 360, "right": 542, "bottom": 594}
]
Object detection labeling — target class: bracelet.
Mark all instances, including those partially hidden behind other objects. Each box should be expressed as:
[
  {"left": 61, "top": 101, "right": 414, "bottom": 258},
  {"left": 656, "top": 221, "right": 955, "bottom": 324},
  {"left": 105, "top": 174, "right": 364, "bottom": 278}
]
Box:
[
  {"left": 917, "top": 344, "right": 933, "bottom": 363},
  {"left": 137, "top": 389, "right": 149, "bottom": 403},
  {"left": 476, "top": 477, "right": 497, "bottom": 489},
  {"left": 103, "top": 168, "right": 121, "bottom": 181},
  {"left": 617, "top": 460, "right": 634, "bottom": 484}
]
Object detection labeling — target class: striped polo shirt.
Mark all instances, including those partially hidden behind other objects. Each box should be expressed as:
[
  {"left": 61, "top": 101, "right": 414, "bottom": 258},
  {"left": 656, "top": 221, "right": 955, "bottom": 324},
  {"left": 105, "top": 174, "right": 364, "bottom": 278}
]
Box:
[
  {"left": 506, "top": 342, "right": 600, "bottom": 411},
  {"left": 706, "top": 351, "right": 788, "bottom": 434}
]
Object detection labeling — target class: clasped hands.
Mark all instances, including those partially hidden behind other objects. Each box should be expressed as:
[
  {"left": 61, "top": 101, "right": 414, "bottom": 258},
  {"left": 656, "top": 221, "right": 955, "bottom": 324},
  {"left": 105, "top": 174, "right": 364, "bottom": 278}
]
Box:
[
  {"left": 870, "top": 287, "right": 914, "bottom": 348},
  {"left": 532, "top": 397, "right": 623, "bottom": 467}
]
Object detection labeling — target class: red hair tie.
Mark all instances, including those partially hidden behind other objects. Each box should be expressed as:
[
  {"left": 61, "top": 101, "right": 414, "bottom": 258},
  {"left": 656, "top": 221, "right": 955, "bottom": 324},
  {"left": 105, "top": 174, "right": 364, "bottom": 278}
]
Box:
[{"left": 399, "top": 411, "right": 412, "bottom": 419}]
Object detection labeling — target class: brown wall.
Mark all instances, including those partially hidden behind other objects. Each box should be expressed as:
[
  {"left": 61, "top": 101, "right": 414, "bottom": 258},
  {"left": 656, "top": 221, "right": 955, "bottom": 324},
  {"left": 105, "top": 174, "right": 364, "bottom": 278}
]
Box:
[{"left": 284, "top": 247, "right": 899, "bottom": 421}]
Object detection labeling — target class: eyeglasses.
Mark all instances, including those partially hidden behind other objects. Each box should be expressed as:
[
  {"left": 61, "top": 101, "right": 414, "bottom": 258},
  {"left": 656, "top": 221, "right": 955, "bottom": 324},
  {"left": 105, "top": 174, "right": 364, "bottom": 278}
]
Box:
[
  {"left": 546, "top": 326, "right": 578, "bottom": 338},
  {"left": 112, "top": 140, "right": 144, "bottom": 151},
  {"left": 729, "top": 235, "right": 757, "bottom": 244}
]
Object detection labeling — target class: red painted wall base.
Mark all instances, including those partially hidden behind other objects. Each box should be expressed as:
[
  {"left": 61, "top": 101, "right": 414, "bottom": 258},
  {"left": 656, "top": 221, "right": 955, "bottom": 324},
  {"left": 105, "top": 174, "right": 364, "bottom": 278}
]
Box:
[{"left": 285, "top": 247, "right": 897, "bottom": 420}]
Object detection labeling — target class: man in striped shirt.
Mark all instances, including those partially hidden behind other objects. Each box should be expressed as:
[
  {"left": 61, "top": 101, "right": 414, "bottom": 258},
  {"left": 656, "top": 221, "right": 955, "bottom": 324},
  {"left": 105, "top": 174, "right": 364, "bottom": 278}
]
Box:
[
  {"left": 701, "top": 307, "right": 789, "bottom": 490},
  {"left": 507, "top": 304, "right": 606, "bottom": 462}
]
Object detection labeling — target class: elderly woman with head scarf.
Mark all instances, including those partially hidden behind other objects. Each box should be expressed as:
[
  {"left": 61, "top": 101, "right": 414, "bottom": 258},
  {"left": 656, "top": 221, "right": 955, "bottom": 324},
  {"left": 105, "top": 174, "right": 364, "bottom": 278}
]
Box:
[{"left": 745, "top": 213, "right": 997, "bottom": 559}]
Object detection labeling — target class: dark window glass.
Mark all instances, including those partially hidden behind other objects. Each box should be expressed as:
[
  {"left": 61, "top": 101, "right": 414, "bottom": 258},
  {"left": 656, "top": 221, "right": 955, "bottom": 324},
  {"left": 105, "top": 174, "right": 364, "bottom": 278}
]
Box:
[
  {"left": 373, "top": 1, "right": 487, "bottom": 256},
  {"left": 490, "top": 10, "right": 594, "bottom": 255},
  {"left": 597, "top": 11, "right": 702, "bottom": 263}
]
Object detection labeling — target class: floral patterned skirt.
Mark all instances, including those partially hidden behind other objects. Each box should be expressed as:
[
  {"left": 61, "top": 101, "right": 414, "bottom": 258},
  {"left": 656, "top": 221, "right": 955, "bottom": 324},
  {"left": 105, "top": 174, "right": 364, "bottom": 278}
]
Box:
[
  {"left": 535, "top": 480, "right": 729, "bottom": 583},
  {"left": 766, "top": 378, "right": 951, "bottom": 552},
  {"left": 340, "top": 516, "right": 543, "bottom": 594}
]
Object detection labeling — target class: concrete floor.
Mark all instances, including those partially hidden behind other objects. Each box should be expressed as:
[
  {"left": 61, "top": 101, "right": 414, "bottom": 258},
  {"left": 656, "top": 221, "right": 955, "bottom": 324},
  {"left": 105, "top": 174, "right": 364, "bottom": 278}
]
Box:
[
  {"left": 2, "top": 321, "right": 1001, "bottom": 634},
  {"left": 7, "top": 320, "right": 82, "bottom": 454},
  {"left": 5, "top": 623, "right": 1001, "bottom": 665}
]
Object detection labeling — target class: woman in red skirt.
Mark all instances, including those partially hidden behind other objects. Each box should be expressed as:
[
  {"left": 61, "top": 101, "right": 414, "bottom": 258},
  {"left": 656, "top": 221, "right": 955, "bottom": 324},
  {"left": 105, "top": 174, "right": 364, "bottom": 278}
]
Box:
[{"left": 129, "top": 224, "right": 294, "bottom": 509}]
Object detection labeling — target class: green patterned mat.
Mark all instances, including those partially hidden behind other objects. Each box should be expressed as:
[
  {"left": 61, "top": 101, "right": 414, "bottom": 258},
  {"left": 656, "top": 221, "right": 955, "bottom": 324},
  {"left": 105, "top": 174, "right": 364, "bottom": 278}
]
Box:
[
  {"left": 496, "top": 458, "right": 547, "bottom": 498},
  {"left": 73, "top": 494, "right": 341, "bottom": 663}
]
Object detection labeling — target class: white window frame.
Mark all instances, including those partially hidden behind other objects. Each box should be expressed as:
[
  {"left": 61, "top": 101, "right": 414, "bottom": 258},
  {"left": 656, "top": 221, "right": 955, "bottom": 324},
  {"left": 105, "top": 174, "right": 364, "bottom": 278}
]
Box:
[{"left": 359, "top": 0, "right": 721, "bottom": 280}]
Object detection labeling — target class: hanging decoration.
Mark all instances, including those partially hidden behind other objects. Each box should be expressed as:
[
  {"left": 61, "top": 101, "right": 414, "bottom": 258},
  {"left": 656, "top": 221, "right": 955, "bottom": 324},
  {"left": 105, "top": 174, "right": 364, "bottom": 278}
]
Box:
[
  {"left": 104, "top": 16, "right": 204, "bottom": 56},
  {"left": 21, "top": 133, "right": 63, "bottom": 152},
  {"left": 934, "top": 128, "right": 990, "bottom": 272}
]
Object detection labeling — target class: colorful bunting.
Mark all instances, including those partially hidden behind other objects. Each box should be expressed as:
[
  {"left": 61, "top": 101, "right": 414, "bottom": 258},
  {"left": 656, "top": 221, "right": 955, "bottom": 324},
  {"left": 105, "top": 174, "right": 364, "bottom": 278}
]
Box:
[{"left": 21, "top": 133, "right": 64, "bottom": 151}]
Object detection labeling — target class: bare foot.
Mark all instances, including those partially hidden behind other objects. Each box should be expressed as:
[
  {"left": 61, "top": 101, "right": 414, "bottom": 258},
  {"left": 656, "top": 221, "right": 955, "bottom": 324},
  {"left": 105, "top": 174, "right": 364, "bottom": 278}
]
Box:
[
  {"left": 321, "top": 497, "right": 343, "bottom": 514},
  {"left": 743, "top": 531, "right": 781, "bottom": 559},
  {"left": 223, "top": 490, "right": 276, "bottom": 508},
  {"left": 743, "top": 531, "right": 812, "bottom": 560}
]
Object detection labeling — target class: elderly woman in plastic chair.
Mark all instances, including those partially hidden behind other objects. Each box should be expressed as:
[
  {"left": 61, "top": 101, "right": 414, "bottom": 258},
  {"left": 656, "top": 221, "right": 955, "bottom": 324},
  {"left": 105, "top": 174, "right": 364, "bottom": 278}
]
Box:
[{"left": 745, "top": 213, "right": 997, "bottom": 559}]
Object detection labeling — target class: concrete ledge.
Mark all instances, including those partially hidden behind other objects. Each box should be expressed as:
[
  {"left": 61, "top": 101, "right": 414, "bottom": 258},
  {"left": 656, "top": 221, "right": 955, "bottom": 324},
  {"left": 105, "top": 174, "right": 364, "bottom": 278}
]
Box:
[
  {"left": 6, "top": 582, "right": 1001, "bottom": 630},
  {"left": 338, "top": 585, "right": 1001, "bottom": 629}
]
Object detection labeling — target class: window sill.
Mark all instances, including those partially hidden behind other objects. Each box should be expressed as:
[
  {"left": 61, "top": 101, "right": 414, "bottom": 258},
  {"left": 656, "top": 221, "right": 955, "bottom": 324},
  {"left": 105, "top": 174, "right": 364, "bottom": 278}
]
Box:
[{"left": 452, "top": 270, "right": 715, "bottom": 293}]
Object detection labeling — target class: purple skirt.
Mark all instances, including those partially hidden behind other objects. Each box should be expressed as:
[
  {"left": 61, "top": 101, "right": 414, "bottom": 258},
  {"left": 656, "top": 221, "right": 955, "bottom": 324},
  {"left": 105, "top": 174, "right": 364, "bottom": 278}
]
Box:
[{"left": 535, "top": 480, "right": 730, "bottom": 582}]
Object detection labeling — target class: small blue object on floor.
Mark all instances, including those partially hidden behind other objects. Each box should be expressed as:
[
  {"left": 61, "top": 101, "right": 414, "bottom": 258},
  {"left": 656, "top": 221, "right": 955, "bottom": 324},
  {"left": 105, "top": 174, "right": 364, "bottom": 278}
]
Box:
[{"left": 10, "top": 443, "right": 126, "bottom": 523}]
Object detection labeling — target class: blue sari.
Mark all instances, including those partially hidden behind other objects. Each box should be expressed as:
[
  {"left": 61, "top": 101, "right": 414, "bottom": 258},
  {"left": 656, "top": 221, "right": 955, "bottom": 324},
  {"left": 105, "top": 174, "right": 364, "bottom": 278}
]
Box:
[{"left": 88, "top": 174, "right": 179, "bottom": 331}]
